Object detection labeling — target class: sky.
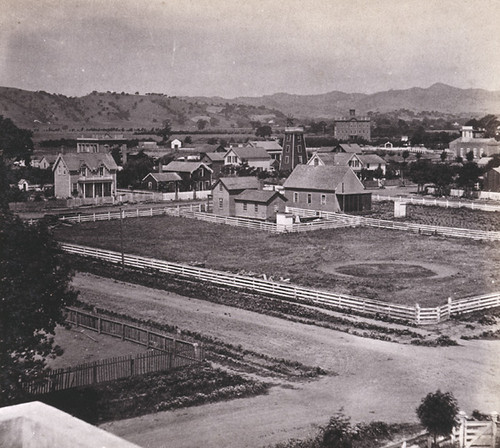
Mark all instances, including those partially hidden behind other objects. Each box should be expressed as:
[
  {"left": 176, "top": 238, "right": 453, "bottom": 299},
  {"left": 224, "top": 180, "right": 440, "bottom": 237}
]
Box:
[{"left": 1, "top": 0, "right": 500, "bottom": 98}]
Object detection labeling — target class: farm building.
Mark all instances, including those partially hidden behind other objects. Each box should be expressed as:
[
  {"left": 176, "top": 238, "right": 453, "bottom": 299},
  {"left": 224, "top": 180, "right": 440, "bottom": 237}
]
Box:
[
  {"left": 233, "top": 190, "right": 287, "bottom": 221},
  {"left": 161, "top": 161, "right": 212, "bottom": 192},
  {"left": 212, "top": 176, "right": 261, "bottom": 216},
  {"left": 141, "top": 172, "right": 182, "bottom": 192},
  {"left": 307, "top": 152, "right": 386, "bottom": 176},
  {"left": 247, "top": 140, "right": 283, "bottom": 164},
  {"left": 283, "top": 165, "right": 371, "bottom": 213}
]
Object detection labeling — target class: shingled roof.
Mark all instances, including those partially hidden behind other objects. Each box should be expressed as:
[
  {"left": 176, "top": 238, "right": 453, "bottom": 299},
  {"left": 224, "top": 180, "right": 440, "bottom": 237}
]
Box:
[
  {"left": 163, "top": 161, "right": 212, "bottom": 173},
  {"left": 234, "top": 190, "right": 287, "bottom": 204},
  {"left": 215, "top": 176, "right": 261, "bottom": 191},
  {"left": 283, "top": 165, "right": 355, "bottom": 191},
  {"left": 228, "top": 146, "right": 271, "bottom": 160},
  {"left": 54, "top": 152, "right": 118, "bottom": 172}
]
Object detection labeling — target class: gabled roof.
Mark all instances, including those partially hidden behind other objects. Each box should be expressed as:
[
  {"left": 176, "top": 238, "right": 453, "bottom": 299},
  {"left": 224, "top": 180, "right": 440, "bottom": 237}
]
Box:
[
  {"left": 307, "top": 153, "right": 337, "bottom": 166},
  {"left": 234, "top": 190, "right": 287, "bottom": 204},
  {"left": 54, "top": 152, "right": 118, "bottom": 172},
  {"left": 333, "top": 153, "right": 357, "bottom": 166},
  {"left": 202, "top": 152, "right": 226, "bottom": 162},
  {"left": 247, "top": 140, "right": 283, "bottom": 151},
  {"left": 163, "top": 161, "right": 212, "bottom": 173},
  {"left": 227, "top": 146, "right": 271, "bottom": 160},
  {"left": 338, "top": 143, "right": 362, "bottom": 153},
  {"left": 214, "top": 176, "right": 261, "bottom": 191},
  {"left": 358, "top": 154, "right": 386, "bottom": 165},
  {"left": 283, "top": 165, "right": 359, "bottom": 192},
  {"left": 142, "top": 172, "right": 182, "bottom": 182}
]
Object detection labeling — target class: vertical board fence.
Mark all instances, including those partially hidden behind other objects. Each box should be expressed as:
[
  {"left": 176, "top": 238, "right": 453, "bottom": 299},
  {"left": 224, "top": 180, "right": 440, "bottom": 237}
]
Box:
[
  {"left": 61, "top": 243, "right": 500, "bottom": 324},
  {"left": 23, "top": 308, "right": 203, "bottom": 395}
]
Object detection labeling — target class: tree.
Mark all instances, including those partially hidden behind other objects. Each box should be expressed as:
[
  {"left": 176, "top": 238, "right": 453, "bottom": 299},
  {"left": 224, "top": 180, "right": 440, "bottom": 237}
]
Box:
[
  {"left": 117, "top": 151, "right": 154, "bottom": 188},
  {"left": 0, "top": 203, "right": 77, "bottom": 405},
  {"left": 440, "top": 151, "right": 448, "bottom": 162},
  {"left": 416, "top": 390, "right": 459, "bottom": 447},
  {"left": 0, "top": 116, "right": 34, "bottom": 163},
  {"left": 197, "top": 119, "right": 208, "bottom": 131},
  {"left": 157, "top": 120, "right": 172, "bottom": 142},
  {"left": 255, "top": 125, "right": 272, "bottom": 138},
  {"left": 457, "top": 161, "right": 482, "bottom": 198},
  {"left": 321, "top": 413, "right": 353, "bottom": 448}
]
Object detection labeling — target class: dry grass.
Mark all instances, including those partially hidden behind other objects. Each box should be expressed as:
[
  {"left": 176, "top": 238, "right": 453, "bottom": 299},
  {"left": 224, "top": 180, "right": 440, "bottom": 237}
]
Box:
[{"left": 54, "top": 215, "right": 500, "bottom": 307}]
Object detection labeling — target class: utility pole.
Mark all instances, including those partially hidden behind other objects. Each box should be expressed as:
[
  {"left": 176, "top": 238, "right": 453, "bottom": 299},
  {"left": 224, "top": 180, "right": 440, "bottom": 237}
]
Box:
[{"left": 119, "top": 207, "right": 124, "bottom": 270}]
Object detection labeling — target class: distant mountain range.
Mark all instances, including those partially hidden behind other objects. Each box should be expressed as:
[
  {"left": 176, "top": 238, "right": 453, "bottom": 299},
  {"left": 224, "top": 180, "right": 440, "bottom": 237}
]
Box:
[{"left": 0, "top": 83, "right": 499, "bottom": 132}]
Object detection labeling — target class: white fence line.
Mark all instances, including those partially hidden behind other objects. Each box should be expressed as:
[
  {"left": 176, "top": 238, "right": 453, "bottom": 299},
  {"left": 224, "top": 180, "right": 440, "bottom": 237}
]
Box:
[
  {"left": 373, "top": 194, "right": 500, "bottom": 212},
  {"left": 285, "top": 207, "right": 500, "bottom": 241},
  {"left": 60, "top": 243, "right": 500, "bottom": 324}
]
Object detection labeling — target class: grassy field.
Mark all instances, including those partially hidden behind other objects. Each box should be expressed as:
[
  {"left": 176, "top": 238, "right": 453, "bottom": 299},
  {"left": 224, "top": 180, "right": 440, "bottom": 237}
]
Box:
[{"left": 54, "top": 214, "right": 500, "bottom": 307}]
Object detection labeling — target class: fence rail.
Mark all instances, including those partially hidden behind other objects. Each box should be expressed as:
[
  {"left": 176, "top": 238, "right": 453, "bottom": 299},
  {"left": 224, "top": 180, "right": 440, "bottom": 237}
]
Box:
[
  {"left": 61, "top": 243, "right": 500, "bottom": 325},
  {"left": 373, "top": 194, "right": 500, "bottom": 212},
  {"left": 286, "top": 207, "right": 500, "bottom": 241},
  {"left": 23, "top": 307, "right": 203, "bottom": 395}
]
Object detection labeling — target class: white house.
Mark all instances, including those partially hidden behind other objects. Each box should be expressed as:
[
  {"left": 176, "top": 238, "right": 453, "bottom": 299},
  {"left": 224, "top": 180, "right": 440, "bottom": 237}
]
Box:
[{"left": 224, "top": 146, "right": 272, "bottom": 171}]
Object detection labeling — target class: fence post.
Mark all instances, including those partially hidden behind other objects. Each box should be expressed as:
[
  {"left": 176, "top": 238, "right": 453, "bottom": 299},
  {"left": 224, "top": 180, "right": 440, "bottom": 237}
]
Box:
[
  {"left": 193, "top": 343, "right": 200, "bottom": 360},
  {"left": 436, "top": 306, "right": 441, "bottom": 323},
  {"left": 75, "top": 310, "right": 79, "bottom": 328},
  {"left": 122, "top": 323, "right": 125, "bottom": 341},
  {"left": 458, "top": 411, "right": 467, "bottom": 448},
  {"left": 130, "top": 357, "right": 135, "bottom": 376},
  {"left": 146, "top": 331, "right": 150, "bottom": 349},
  {"left": 92, "top": 362, "right": 97, "bottom": 384},
  {"left": 415, "top": 304, "right": 421, "bottom": 325},
  {"left": 447, "top": 297, "right": 452, "bottom": 318},
  {"left": 98, "top": 317, "right": 101, "bottom": 334},
  {"left": 78, "top": 214, "right": 81, "bottom": 223},
  {"left": 150, "top": 207, "right": 153, "bottom": 216},
  {"left": 108, "top": 211, "right": 111, "bottom": 220}
]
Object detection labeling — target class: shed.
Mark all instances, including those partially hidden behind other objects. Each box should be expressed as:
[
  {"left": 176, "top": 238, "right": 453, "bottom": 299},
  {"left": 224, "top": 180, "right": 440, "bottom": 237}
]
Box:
[{"left": 233, "top": 190, "right": 287, "bottom": 221}]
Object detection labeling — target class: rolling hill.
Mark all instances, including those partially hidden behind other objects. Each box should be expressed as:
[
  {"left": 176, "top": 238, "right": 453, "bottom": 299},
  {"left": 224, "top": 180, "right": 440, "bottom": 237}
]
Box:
[{"left": 0, "top": 83, "right": 499, "bottom": 133}]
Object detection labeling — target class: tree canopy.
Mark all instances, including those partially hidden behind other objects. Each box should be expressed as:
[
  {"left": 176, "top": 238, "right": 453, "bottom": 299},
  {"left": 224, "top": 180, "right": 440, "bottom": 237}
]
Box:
[
  {"left": 0, "top": 116, "right": 34, "bottom": 162},
  {"left": 0, "top": 200, "right": 77, "bottom": 404},
  {"left": 416, "top": 390, "right": 459, "bottom": 447}
]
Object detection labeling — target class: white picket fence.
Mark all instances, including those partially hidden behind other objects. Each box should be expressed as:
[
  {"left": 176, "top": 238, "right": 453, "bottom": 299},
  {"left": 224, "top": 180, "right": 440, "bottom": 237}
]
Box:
[
  {"left": 286, "top": 207, "right": 500, "bottom": 241},
  {"left": 373, "top": 194, "right": 500, "bottom": 212},
  {"left": 60, "top": 243, "right": 500, "bottom": 325}
]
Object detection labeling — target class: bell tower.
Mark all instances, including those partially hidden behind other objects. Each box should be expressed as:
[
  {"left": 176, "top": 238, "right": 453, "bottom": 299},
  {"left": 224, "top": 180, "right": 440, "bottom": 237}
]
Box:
[{"left": 279, "top": 127, "right": 306, "bottom": 172}]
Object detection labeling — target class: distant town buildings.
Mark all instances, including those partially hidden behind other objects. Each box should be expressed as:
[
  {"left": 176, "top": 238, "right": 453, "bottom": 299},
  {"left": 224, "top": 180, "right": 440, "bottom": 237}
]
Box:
[
  {"left": 448, "top": 126, "right": 500, "bottom": 159},
  {"left": 334, "top": 110, "right": 371, "bottom": 142},
  {"left": 76, "top": 134, "right": 127, "bottom": 153}
]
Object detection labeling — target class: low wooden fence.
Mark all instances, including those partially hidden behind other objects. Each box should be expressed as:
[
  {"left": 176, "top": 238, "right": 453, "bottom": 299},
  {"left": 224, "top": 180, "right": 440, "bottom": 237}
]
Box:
[
  {"left": 286, "top": 207, "right": 500, "bottom": 241},
  {"left": 65, "top": 307, "right": 202, "bottom": 359},
  {"left": 373, "top": 194, "right": 500, "bottom": 212},
  {"left": 60, "top": 243, "right": 500, "bottom": 324},
  {"left": 24, "top": 308, "right": 203, "bottom": 395}
]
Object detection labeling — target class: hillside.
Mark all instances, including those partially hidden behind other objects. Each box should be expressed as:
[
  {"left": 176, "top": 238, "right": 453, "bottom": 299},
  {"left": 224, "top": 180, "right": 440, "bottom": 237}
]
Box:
[
  {"left": 0, "top": 87, "right": 286, "bottom": 132},
  {"left": 1, "top": 84, "right": 499, "bottom": 132},
  {"left": 192, "top": 83, "right": 500, "bottom": 118}
]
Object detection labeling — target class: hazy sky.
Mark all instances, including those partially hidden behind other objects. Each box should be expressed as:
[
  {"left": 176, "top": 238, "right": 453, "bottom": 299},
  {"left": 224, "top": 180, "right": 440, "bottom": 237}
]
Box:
[{"left": 1, "top": 0, "right": 500, "bottom": 98}]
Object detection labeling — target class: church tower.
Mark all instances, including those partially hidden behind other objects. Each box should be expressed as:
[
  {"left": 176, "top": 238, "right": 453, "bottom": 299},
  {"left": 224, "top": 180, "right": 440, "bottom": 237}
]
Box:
[{"left": 279, "top": 127, "right": 306, "bottom": 172}]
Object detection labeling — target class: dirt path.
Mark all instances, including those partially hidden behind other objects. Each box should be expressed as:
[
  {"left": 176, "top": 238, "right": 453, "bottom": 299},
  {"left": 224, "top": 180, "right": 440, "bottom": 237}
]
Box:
[{"left": 72, "top": 273, "right": 500, "bottom": 448}]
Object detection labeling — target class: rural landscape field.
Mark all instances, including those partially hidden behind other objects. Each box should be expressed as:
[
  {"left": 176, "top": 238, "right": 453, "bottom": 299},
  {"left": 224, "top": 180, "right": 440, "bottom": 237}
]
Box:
[{"left": 55, "top": 211, "right": 500, "bottom": 307}]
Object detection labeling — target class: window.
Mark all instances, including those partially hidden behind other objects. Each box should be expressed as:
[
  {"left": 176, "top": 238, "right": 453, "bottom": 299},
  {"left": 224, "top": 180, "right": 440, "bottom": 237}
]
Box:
[
  {"left": 254, "top": 204, "right": 258, "bottom": 212},
  {"left": 293, "top": 192, "right": 298, "bottom": 203},
  {"left": 285, "top": 145, "right": 290, "bottom": 153},
  {"left": 95, "top": 183, "right": 103, "bottom": 197},
  {"left": 103, "top": 183, "right": 112, "bottom": 197},
  {"left": 80, "top": 166, "right": 87, "bottom": 176},
  {"left": 219, "top": 198, "right": 223, "bottom": 208},
  {"left": 243, "top": 202, "right": 247, "bottom": 211},
  {"left": 307, "top": 194, "right": 312, "bottom": 204},
  {"left": 298, "top": 156, "right": 303, "bottom": 163},
  {"left": 199, "top": 168, "right": 204, "bottom": 177},
  {"left": 314, "top": 158, "right": 319, "bottom": 166},
  {"left": 321, "top": 194, "right": 326, "bottom": 205},
  {"left": 285, "top": 156, "right": 289, "bottom": 164},
  {"left": 297, "top": 145, "right": 302, "bottom": 152},
  {"left": 99, "top": 166, "right": 104, "bottom": 176},
  {"left": 219, "top": 183, "right": 223, "bottom": 191}
]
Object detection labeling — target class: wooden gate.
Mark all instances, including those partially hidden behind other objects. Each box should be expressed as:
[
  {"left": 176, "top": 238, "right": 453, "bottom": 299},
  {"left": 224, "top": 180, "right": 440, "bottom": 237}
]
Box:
[{"left": 452, "top": 413, "right": 498, "bottom": 448}]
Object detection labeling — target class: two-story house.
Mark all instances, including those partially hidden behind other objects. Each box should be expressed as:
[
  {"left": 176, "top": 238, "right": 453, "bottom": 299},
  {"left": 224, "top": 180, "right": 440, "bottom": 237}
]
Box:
[
  {"left": 52, "top": 152, "right": 118, "bottom": 203},
  {"left": 211, "top": 177, "right": 261, "bottom": 216},
  {"left": 161, "top": 161, "right": 212, "bottom": 192},
  {"left": 224, "top": 146, "right": 272, "bottom": 171}
]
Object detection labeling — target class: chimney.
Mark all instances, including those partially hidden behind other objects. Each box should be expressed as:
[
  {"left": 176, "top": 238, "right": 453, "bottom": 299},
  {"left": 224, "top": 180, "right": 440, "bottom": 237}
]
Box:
[{"left": 158, "top": 159, "right": 163, "bottom": 173}]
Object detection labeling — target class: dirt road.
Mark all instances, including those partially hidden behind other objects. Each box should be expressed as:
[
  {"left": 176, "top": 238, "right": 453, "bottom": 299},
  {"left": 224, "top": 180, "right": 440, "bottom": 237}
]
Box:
[{"left": 72, "top": 273, "right": 500, "bottom": 448}]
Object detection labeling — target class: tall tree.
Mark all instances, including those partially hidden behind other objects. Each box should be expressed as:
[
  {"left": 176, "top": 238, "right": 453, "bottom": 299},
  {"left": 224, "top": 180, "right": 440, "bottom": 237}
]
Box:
[
  {"left": 416, "top": 390, "right": 459, "bottom": 447},
  {"left": 0, "top": 203, "right": 77, "bottom": 405},
  {"left": 0, "top": 116, "right": 34, "bottom": 163}
]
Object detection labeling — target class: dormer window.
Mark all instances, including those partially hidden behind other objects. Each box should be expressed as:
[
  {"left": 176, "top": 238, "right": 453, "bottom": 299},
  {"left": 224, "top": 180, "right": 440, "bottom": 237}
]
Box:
[
  {"left": 80, "top": 166, "right": 87, "bottom": 176},
  {"left": 99, "top": 166, "right": 104, "bottom": 176}
]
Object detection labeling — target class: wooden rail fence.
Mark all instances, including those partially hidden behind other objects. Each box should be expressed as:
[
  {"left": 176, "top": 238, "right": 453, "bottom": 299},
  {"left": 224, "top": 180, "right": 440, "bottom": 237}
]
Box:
[
  {"left": 286, "top": 207, "right": 500, "bottom": 241},
  {"left": 23, "top": 308, "right": 203, "bottom": 395},
  {"left": 61, "top": 243, "right": 500, "bottom": 325},
  {"left": 373, "top": 194, "right": 500, "bottom": 212}
]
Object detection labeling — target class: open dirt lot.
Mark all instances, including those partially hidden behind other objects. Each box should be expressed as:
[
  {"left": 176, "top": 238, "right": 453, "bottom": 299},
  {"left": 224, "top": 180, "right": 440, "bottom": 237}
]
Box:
[
  {"left": 70, "top": 273, "right": 500, "bottom": 448},
  {"left": 55, "top": 215, "right": 500, "bottom": 307}
]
